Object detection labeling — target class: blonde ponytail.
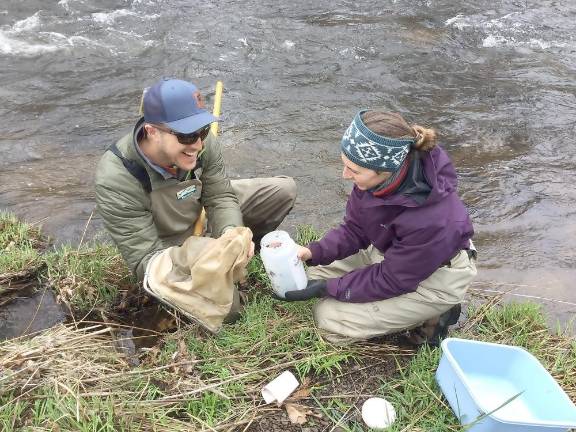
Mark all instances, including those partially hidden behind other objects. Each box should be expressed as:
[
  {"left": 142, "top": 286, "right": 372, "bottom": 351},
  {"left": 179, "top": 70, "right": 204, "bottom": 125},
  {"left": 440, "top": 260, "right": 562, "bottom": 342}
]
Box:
[{"left": 412, "top": 125, "right": 437, "bottom": 151}]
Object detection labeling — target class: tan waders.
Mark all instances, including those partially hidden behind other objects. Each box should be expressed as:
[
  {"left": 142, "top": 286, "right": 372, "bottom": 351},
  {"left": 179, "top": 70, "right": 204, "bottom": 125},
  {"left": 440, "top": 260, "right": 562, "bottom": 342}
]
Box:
[
  {"left": 308, "top": 243, "right": 477, "bottom": 344},
  {"left": 231, "top": 176, "right": 297, "bottom": 242}
]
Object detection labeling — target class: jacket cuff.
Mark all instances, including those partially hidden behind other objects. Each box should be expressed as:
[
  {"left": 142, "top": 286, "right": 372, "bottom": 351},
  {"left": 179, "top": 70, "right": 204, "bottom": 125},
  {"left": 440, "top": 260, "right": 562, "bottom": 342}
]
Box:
[
  {"left": 308, "top": 241, "right": 324, "bottom": 266},
  {"left": 326, "top": 278, "right": 341, "bottom": 299}
]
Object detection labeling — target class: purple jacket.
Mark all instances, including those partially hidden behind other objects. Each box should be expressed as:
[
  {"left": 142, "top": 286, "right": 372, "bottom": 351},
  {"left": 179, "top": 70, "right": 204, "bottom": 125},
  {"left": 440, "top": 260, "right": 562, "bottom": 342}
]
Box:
[{"left": 308, "top": 146, "right": 473, "bottom": 303}]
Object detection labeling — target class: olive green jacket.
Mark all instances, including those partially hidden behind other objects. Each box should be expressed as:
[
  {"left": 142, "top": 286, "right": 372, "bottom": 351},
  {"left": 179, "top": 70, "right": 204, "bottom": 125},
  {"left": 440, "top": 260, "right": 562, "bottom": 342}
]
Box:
[{"left": 95, "top": 118, "right": 243, "bottom": 281}]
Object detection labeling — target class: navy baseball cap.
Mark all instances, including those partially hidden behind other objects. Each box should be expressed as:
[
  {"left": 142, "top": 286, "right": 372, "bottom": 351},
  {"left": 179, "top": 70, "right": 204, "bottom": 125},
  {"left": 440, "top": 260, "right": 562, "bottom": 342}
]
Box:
[{"left": 143, "top": 78, "right": 217, "bottom": 133}]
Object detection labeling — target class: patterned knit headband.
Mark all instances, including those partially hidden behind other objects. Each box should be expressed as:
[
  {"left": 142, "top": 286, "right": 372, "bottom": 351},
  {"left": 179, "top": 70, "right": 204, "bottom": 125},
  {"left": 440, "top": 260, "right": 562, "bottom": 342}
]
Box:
[{"left": 341, "top": 110, "right": 415, "bottom": 172}]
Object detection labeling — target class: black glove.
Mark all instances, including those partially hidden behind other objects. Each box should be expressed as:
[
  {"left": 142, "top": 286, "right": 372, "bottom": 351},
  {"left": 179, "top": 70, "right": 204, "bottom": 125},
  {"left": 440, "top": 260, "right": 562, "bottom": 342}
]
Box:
[{"left": 284, "top": 280, "right": 327, "bottom": 301}]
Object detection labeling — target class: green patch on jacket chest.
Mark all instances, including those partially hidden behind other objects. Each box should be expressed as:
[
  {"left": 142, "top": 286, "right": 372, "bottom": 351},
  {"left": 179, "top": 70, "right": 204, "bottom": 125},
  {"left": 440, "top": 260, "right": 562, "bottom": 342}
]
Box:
[{"left": 176, "top": 185, "right": 197, "bottom": 200}]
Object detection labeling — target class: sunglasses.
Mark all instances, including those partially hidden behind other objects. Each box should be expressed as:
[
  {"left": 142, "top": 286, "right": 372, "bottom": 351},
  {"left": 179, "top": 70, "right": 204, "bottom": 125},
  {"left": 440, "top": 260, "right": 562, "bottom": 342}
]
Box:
[{"left": 154, "top": 124, "right": 211, "bottom": 145}]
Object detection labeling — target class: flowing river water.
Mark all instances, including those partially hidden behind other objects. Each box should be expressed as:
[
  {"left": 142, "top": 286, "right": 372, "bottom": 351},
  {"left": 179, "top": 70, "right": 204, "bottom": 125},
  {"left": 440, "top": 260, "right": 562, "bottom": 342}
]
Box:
[{"left": 1, "top": 0, "right": 575, "bottom": 338}]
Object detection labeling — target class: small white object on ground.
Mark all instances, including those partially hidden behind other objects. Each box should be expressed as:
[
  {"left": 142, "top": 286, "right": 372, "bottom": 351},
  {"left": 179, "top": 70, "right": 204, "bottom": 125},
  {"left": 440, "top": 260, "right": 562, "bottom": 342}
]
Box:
[
  {"left": 361, "top": 397, "right": 397, "bottom": 429},
  {"left": 261, "top": 370, "right": 299, "bottom": 404}
]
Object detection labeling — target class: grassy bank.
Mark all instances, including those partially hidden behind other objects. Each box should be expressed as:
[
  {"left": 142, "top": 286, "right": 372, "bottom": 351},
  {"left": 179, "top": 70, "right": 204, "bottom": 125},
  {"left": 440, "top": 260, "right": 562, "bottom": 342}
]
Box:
[{"left": 1, "top": 212, "right": 575, "bottom": 431}]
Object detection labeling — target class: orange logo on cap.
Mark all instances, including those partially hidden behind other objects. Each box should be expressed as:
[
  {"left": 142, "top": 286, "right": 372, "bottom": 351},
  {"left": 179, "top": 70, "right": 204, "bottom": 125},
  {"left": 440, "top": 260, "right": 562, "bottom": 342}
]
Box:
[{"left": 193, "top": 91, "right": 205, "bottom": 108}]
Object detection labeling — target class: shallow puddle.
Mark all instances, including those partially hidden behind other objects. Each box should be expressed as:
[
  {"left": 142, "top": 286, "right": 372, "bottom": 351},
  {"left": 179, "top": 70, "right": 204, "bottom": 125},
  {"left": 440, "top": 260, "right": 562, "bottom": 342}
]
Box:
[{"left": 0, "top": 289, "right": 66, "bottom": 340}]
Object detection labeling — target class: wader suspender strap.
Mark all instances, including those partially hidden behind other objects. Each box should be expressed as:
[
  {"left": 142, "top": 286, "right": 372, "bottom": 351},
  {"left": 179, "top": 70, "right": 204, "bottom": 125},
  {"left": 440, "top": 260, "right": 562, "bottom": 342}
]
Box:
[{"left": 108, "top": 143, "right": 152, "bottom": 193}]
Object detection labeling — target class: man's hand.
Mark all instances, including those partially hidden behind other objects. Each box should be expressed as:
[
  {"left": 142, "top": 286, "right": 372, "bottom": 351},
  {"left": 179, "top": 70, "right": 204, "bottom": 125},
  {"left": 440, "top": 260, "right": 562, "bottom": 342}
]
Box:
[
  {"left": 296, "top": 245, "right": 312, "bottom": 262},
  {"left": 222, "top": 226, "right": 254, "bottom": 260},
  {"left": 284, "top": 279, "right": 327, "bottom": 301}
]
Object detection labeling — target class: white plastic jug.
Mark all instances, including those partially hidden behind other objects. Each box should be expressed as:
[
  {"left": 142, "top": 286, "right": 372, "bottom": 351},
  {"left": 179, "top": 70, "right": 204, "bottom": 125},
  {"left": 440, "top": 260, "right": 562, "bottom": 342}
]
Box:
[{"left": 260, "top": 230, "right": 308, "bottom": 299}]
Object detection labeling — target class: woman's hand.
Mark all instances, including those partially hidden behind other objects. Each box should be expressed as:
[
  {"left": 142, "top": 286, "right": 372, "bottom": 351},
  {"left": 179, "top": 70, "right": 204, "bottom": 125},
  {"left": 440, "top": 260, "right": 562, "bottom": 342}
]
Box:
[{"left": 296, "top": 245, "right": 312, "bottom": 262}]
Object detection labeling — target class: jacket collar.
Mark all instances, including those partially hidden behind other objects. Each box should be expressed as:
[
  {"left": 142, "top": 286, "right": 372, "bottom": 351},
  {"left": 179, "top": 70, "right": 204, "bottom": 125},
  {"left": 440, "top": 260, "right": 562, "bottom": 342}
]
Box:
[{"left": 357, "top": 146, "right": 455, "bottom": 209}]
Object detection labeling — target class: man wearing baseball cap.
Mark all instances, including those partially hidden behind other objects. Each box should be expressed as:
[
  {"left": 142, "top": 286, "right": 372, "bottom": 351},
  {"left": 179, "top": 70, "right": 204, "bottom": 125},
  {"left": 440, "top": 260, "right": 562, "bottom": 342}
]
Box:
[{"left": 95, "top": 78, "right": 296, "bottom": 330}]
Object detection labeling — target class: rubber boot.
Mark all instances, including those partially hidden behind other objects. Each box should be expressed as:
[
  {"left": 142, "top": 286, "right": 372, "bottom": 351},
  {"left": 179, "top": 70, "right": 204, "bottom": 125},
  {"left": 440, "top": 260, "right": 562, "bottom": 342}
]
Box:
[{"left": 406, "top": 304, "right": 462, "bottom": 347}]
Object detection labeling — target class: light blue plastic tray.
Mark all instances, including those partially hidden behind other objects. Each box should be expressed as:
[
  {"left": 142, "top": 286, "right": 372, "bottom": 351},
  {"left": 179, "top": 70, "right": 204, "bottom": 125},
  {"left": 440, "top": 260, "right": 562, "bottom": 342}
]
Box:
[{"left": 436, "top": 338, "right": 576, "bottom": 432}]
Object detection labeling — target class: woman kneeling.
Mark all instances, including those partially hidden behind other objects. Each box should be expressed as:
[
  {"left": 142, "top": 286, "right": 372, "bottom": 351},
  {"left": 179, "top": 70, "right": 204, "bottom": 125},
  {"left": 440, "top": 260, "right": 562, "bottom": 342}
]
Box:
[{"left": 283, "top": 110, "right": 477, "bottom": 346}]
